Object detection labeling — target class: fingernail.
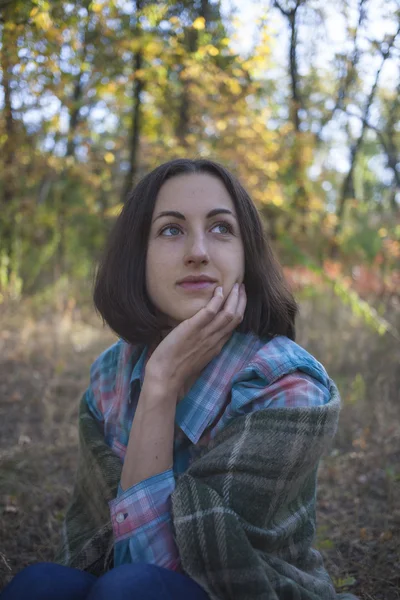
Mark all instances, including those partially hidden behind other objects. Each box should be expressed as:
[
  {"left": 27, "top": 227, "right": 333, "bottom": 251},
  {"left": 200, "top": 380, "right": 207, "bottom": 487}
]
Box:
[
  {"left": 216, "top": 286, "right": 223, "bottom": 295},
  {"left": 234, "top": 283, "right": 239, "bottom": 291}
]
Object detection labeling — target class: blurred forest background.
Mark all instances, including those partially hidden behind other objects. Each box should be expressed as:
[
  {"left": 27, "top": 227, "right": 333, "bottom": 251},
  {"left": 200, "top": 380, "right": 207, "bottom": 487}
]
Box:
[{"left": 0, "top": 0, "right": 399, "bottom": 598}]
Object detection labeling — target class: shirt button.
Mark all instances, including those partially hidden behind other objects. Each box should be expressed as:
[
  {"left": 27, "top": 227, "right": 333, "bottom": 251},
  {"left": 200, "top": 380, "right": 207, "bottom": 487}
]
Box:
[{"left": 116, "top": 512, "right": 125, "bottom": 523}]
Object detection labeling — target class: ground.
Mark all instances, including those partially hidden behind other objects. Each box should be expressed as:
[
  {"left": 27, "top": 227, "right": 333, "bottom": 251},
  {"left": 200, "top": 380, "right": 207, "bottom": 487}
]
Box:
[{"left": 0, "top": 296, "right": 399, "bottom": 598}]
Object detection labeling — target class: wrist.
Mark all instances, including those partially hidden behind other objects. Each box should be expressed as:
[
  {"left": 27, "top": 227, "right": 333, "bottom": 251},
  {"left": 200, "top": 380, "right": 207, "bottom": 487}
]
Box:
[
  {"left": 144, "top": 360, "right": 181, "bottom": 396},
  {"left": 140, "top": 376, "right": 179, "bottom": 409}
]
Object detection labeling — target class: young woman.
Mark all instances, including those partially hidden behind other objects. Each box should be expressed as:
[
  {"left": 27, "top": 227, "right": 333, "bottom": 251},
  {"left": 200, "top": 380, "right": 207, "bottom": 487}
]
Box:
[{"left": 1, "top": 159, "right": 357, "bottom": 600}]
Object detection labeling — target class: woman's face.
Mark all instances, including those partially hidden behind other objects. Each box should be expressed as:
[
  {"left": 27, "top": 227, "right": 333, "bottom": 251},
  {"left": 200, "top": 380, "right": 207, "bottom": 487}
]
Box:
[{"left": 146, "top": 173, "right": 245, "bottom": 327}]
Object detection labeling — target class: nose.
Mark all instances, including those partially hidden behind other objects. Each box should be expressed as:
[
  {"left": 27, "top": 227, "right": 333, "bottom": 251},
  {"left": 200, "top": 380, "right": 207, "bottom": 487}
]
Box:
[{"left": 183, "top": 233, "right": 209, "bottom": 266}]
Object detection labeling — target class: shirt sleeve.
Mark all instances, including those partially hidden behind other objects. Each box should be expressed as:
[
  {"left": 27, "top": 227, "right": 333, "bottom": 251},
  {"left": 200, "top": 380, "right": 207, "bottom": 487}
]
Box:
[
  {"left": 108, "top": 468, "right": 181, "bottom": 571},
  {"left": 83, "top": 345, "right": 180, "bottom": 571},
  {"left": 216, "top": 370, "right": 330, "bottom": 432},
  {"left": 258, "top": 371, "right": 330, "bottom": 409}
]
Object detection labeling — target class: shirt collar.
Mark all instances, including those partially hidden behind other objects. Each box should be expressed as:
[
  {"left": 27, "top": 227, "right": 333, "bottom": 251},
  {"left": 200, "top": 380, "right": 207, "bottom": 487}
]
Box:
[
  {"left": 129, "top": 331, "right": 262, "bottom": 444},
  {"left": 130, "top": 344, "right": 148, "bottom": 388}
]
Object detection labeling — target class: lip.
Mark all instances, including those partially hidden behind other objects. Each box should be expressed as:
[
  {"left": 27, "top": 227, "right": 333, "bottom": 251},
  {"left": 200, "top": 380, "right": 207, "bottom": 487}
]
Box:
[
  {"left": 177, "top": 275, "right": 217, "bottom": 284},
  {"left": 178, "top": 281, "right": 216, "bottom": 291}
]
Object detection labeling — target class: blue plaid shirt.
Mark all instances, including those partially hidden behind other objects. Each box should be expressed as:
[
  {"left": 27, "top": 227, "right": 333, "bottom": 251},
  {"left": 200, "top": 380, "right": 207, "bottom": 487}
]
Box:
[{"left": 86, "top": 331, "right": 331, "bottom": 572}]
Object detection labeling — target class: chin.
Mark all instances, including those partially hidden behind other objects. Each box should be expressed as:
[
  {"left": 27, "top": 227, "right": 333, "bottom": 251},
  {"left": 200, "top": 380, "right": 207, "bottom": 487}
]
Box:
[{"left": 169, "top": 298, "right": 209, "bottom": 323}]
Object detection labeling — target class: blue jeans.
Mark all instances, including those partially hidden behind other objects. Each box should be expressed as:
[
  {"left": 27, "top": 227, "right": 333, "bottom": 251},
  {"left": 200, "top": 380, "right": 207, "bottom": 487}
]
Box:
[{"left": 0, "top": 562, "right": 210, "bottom": 600}]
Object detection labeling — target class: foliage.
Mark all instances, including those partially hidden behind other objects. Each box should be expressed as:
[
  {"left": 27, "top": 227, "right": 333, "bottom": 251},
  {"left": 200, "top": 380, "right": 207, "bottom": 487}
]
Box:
[{"left": 0, "top": 0, "right": 399, "bottom": 319}]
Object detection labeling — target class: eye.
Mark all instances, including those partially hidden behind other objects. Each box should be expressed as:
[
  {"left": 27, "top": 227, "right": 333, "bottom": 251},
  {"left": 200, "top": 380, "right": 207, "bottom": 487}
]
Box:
[
  {"left": 211, "top": 221, "right": 234, "bottom": 235},
  {"left": 159, "top": 225, "right": 182, "bottom": 236},
  {"left": 158, "top": 221, "right": 234, "bottom": 237}
]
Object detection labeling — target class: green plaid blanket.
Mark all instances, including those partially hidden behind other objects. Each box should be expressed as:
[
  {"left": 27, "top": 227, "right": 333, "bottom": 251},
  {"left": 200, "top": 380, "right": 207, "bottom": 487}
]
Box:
[{"left": 55, "top": 383, "right": 358, "bottom": 599}]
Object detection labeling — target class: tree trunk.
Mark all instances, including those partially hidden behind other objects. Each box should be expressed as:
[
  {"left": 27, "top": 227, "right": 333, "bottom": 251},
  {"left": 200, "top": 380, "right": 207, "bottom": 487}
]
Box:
[
  {"left": 176, "top": 0, "right": 210, "bottom": 146},
  {"left": 273, "top": 1, "right": 309, "bottom": 229},
  {"left": 121, "top": 47, "right": 144, "bottom": 202},
  {"left": 66, "top": 78, "right": 84, "bottom": 158},
  {"left": 0, "top": 10, "right": 18, "bottom": 288},
  {"left": 54, "top": 7, "right": 91, "bottom": 291}
]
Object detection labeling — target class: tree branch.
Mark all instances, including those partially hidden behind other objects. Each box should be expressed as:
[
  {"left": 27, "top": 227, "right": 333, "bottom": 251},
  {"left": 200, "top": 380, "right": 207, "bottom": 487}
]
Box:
[
  {"left": 0, "top": 0, "right": 17, "bottom": 8},
  {"left": 120, "top": 0, "right": 144, "bottom": 202},
  {"left": 272, "top": 0, "right": 290, "bottom": 17},
  {"left": 331, "top": 21, "right": 400, "bottom": 256},
  {"left": 318, "top": 0, "right": 367, "bottom": 137},
  {"left": 344, "top": 109, "right": 400, "bottom": 190}
]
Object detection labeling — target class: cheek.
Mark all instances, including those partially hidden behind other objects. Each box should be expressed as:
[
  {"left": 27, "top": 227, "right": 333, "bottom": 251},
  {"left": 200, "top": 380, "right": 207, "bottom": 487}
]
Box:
[
  {"left": 146, "top": 244, "right": 168, "bottom": 276},
  {"left": 218, "top": 244, "right": 245, "bottom": 277},
  {"left": 146, "top": 247, "right": 160, "bottom": 293},
  {"left": 237, "top": 245, "right": 245, "bottom": 279},
  {"left": 236, "top": 245, "right": 245, "bottom": 271},
  {"left": 146, "top": 244, "right": 177, "bottom": 298}
]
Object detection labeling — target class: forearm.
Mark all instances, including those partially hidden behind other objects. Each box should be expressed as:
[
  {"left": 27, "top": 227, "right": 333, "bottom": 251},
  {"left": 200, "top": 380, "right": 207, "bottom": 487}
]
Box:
[{"left": 120, "top": 380, "right": 177, "bottom": 491}]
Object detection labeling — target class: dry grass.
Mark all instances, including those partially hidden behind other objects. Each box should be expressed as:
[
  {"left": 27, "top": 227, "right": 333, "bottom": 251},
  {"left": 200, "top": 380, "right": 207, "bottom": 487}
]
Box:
[{"left": 0, "top": 292, "right": 399, "bottom": 598}]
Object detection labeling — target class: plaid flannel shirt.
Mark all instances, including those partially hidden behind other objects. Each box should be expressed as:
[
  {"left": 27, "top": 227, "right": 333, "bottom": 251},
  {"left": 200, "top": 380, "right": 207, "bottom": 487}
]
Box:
[{"left": 86, "top": 331, "right": 330, "bottom": 572}]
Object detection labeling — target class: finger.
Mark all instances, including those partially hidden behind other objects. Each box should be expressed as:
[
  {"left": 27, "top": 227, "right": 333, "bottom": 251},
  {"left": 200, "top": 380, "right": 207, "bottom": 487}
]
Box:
[
  {"left": 195, "top": 285, "right": 244, "bottom": 354},
  {"left": 202, "top": 284, "right": 240, "bottom": 339},
  {"left": 187, "top": 283, "right": 243, "bottom": 335},
  {"left": 209, "top": 325, "right": 237, "bottom": 358},
  {"left": 236, "top": 284, "right": 247, "bottom": 320},
  {"left": 214, "top": 331, "right": 233, "bottom": 354},
  {"left": 215, "top": 283, "right": 241, "bottom": 328},
  {"left": 188, "top": 285, "right": 225, "bottom": 329},
  {"left": 214, "top": 284, "right": 246, "bottom": 336}
]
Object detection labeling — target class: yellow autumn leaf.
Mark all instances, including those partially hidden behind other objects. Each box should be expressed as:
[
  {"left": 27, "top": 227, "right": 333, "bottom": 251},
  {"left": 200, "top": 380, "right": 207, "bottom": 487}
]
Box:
[
  {"left": 207, "top": 45, "right": 219, "bottom": 56},
  {"left": 145, "top": 41, "right": 163, "bottom": 56},
  {"left": 227, "top": 79, "right": 241, "bottom": 94},
  {"left": 105, "top": 203, "right": 123, "bottom": 218},
  {"left": 309, "top": 197, "right": 324, "bottom": 211},
  {"left": 33, "top": 11, "right": 52, "bottom": 31},
  {"left": 185, "top": 134, "right": 197, "bottom": 145},
  {"left": 192, "top": 17, "right": 205, "bottom": 30},
  {"left": 216, "top": 120, "right": 227, "bottom": 131},
  {"left": 104, "top": 82, "right": 117, "bottom": 94},
  {"left": 253, "top": 122, "right": 265, "bottom": 134},
  {"left": 271, "top": 196, "right": 283, "bottom": 207},
  {"left": 248, "top": 174, "right": 259, "bottom": 186},
  {"left": 324, "top": 214, "right": 338, "bottom": 227},
  {"left": 127, "top": 39, "right": 142, "bottom": 52},
  {"left": 91, "top": 2, "right": 103, "bottom": 14},
  {"left": 104, "top": 153, "right": 115, "bottom": 164}
]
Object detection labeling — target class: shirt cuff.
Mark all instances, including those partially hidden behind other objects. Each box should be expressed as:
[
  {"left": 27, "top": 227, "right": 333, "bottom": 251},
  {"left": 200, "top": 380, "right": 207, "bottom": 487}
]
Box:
[{"left": 109, "top": 468, "right": 176, "bottom": 543}]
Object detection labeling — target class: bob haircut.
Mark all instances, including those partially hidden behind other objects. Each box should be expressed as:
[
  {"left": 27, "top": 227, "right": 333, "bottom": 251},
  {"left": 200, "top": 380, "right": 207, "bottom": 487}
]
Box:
[{"left": 93, "top": 158, "right": 297, "bottom": 345}]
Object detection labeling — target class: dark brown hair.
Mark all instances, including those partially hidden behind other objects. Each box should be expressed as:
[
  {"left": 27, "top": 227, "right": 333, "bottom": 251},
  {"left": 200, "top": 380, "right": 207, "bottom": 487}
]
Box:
[{"left": 93, "top": 158, "right": 297, "bottom": 345}]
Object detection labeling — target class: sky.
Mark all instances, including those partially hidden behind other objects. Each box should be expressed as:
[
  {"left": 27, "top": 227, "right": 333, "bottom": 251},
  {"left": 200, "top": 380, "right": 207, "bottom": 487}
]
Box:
[
  {"left": 221, "top": 0, "right": 399, "bottom": 89},
  {"left": 220, "top": 0, "right": 399, "bottom": 179},
  {"left": 2, "top": 0, "right": 398, "bottom": 180}
]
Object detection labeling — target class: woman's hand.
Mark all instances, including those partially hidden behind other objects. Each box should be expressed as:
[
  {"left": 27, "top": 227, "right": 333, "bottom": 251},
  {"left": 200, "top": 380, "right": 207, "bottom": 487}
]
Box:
[
  {"left": 122, "top": 284, "right": 245, "bottom": 490},
  {"left": 144, "top": 283, "right": 247, "bottom": 399}
]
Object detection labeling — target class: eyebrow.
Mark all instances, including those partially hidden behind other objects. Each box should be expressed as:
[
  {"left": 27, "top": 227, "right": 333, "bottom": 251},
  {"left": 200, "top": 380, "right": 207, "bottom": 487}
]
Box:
[{"left": 152, "top": 208, "right": 236, "bottom": 223}]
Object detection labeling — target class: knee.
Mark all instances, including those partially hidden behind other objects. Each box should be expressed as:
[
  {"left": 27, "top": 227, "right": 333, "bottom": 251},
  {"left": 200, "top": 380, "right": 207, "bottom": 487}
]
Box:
[
  {"left": 9, "top": 562, "right": 57, "bottom": 585},
  {"left": 102, "top": 563, "right": 160, "bottom": 585},
  {"left": 114, "top": 563, "right": 160, "bottom": 582},
  {"left": 1, "top": 563, "right": 61, "bottom": 598},
  {"left": 89, "top": 563, "right": 161, "bottom": 599},
  {"left": 2, "top": 562, "right": 96, "bottom": 600}
]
